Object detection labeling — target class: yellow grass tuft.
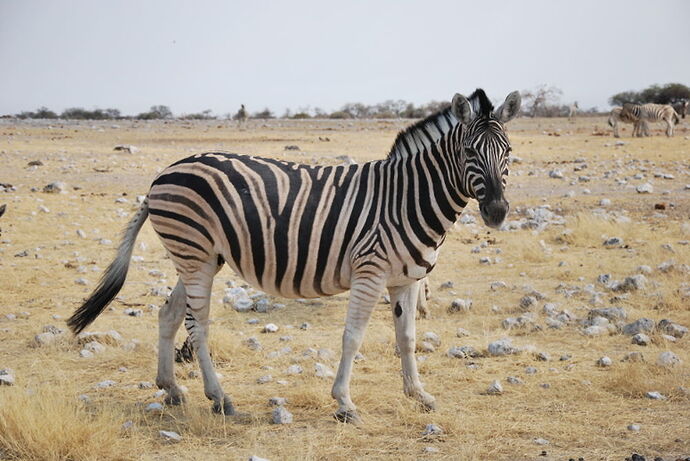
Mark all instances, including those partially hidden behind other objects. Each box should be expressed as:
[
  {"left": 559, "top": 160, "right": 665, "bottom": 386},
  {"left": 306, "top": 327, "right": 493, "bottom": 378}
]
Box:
[{"left": 0, "top": 385, "right": 131, "bottom": 461}]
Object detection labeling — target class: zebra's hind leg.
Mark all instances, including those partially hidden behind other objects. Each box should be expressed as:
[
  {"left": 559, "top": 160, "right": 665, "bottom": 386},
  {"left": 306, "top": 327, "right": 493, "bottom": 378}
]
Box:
[
  {"left": 390, "top": 281, "right": 436, "bottom": 412},
  {"left": 181, "top": 265, "right": 234, "bottom": 416},
  {"left": 332, "top": 276, "right": 385, "bottom": 424},
  {"left": 416, "top": 277, "right": 430, "bottom": 319},
  {"left": 156, "top": 279, "right": 187, "bottom": 405}
]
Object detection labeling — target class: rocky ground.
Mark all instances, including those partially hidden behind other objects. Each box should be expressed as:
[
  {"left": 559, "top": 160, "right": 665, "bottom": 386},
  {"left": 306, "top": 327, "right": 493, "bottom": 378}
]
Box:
[{"left": 0, "top": 116, "right": 689, "bottom": 460}]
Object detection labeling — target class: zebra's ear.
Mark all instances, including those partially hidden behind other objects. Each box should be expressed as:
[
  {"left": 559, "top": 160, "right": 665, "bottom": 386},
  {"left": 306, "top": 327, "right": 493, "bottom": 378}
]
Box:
[
  {"left": 451, "top": 93, "right": 473, "bottom": 124},
  {"left": 495, "top": 91, "right": 521, "bottom": 123}
]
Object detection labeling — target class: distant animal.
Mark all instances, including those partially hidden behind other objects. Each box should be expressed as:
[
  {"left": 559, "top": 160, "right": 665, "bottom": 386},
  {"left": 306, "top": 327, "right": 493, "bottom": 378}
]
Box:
[
  {"left": 672, "top": 99, "right": 688, "bottom": 119},
  {"left": 68, "top": 88, "right": 521, "bottom": 424},
  {"left": 234, "top": 104, "right": 248, "bottom": 127},
  {"left": 0, "top": 204, "right": 5, "bottom": 219},
  {"left": 608, "top": 107, "right": 648, "bottom": 138},
  {"left": 621, "top": 103, "right": 680, "bottom": 137},
  {"left": 568, "top": 101, "right": 579, "bottom": 120}
]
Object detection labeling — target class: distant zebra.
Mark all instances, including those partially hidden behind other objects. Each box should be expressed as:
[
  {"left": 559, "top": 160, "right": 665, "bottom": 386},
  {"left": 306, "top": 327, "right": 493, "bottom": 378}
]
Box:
[
  {"left": 68, "top": 88, "right": 521, "bottom": 424},
  {"left": 568, "top": 101, "right": 578, "bottom": 120},
  {"left": 673, "top": 99, "right": 688, "bottom": 119},
  {"left": 621, "top": 103, "right": 680, "bottom": 137},
  {"left": 233, "top": 104, "right": 248, "bottom": 127},
  {"left": 608, "top": 106, "right": 648, "bottom": 138}
]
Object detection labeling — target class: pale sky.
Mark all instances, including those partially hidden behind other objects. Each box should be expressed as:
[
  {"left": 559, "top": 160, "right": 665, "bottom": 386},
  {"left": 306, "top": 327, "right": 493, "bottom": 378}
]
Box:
[{"left": 1, "top": 0, "right": 688, "bottom": 116}]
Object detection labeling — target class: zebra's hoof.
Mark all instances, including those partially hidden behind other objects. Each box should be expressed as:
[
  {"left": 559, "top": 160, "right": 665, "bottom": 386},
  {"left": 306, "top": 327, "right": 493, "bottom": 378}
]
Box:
[
  {"left": 334, "top": 409, "right": 361, "bottom": 425},
  {"left": 212, "top": 396, "right": 235, "bottom": 416},
  {"left": 164, "top": 393, "right": 185, "bottom": 406}
]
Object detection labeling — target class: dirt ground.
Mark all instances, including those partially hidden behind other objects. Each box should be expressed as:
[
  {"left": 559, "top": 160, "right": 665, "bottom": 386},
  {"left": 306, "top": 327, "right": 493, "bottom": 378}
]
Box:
[{"left": 0, "top": 115, "right": 689, "bottom": 461}]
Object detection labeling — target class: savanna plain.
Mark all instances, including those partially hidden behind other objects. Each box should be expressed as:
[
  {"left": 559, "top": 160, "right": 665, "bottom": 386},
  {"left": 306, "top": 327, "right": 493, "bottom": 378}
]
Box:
[{"left": 0, "top": 115, "right": 688, "bottom": 461}]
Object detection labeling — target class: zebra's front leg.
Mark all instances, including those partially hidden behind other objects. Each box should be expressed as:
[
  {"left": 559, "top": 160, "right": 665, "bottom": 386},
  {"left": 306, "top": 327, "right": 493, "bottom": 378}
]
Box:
[
  {"left": 390, "top": 281, "right": 436, "bottom": 411},
  {"left": 332, "top": 276, "right": 385, "bottom": 424},
  {"left": 156, "top": 279, "right": 187, "bottom": 405},
  {"left": 182, "top": 272, "right": 234, "bottom": 415}
]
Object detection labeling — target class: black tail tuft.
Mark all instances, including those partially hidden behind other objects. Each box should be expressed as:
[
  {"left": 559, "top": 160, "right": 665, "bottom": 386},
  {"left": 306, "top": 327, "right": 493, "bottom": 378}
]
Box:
[{"left": 67, "top": 199, "right": 149, "bottom": 334}]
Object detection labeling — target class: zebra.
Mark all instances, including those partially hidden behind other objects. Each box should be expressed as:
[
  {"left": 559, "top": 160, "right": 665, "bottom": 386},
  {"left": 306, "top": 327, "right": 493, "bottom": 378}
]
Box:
[
  {"left": 568, "top": 101, "right": 578, "bottom": 120},
  {"left": 233, "top": 104, "right": 248, "bottom": 127},
  {"left": 621, "top": 103, "right": 680, "bottom": 137},
  {"left": 673, "top": 99, "right": 688, "bottom": 119},
  {"left": 67, "top": 88, "right": 521, "bottom": 424},
  {"left": 608, "top": 106, "right": 648, "bottom": 138}
]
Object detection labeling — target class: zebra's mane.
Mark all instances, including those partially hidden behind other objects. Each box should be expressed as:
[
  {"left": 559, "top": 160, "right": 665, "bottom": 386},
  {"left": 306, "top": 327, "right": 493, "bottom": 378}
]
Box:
[
  {"left": 468, "top": 88, "right": 494, "bottom": 118},
  {"left": 387, "top": 106, "right": 457, "bottom": 159}
]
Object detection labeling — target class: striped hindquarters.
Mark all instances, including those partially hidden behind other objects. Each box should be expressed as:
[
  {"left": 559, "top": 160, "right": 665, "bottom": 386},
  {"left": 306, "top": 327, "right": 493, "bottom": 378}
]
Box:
[{"left": 147, "top": 152, "right": 377, "bottom": 299}]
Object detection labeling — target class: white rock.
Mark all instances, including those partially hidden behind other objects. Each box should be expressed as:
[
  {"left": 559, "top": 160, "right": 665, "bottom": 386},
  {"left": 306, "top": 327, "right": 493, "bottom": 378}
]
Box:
[
  {"left": 0, "top": 368, "right": 15, "bottom": 386},
  {"left": 656, "top": 351, "right": 681, "bottom": 368},
  {"left": 456, "top": 328, "right": 470, "bottom": 337},
  {"left": 286, "top": 364, "right": 303, "bottom": 375},
  {"left": 486, "top": 380, "right": 503, "bottom": 395},
  {"left": 95, "top": 380, "right": 116, "bottom": 388},
  {"left": 636, "top": 183, "right": 654, "bottom": 194},
  {"left": 84, "top": 341, "right": 106, "bottom": 353},
  {"left": 314, "top": 363, "right": 335, "bottom": 379},
  {"left": 262, "top": 323, "right": 279, "bottom": 333},
  {"left": 422, "top": 331, "right": 441, "bottom": 347},
  {"left": 79, "top": 349, "right": 94, "bottom": 358},
  {"left": 268, "top": 397, "right": 287, "bottom": 406},
  {"left": 146, "top": 402, "right": 163, "bottom": 412},
  {"left": 488, "top": 338, "right": 517, "bottom": 356},
  {"left": 422, "top": 423, "right": 443, "bottom": 437},
  {"left": 627, "top": 424, "right": 641, "bottom": 432},
  {"left": 159, "top": 430, "right": 182, "bottom": 443},
  {"left": 449, "top": 298, "right": 472, "bottom": 313},
  {"left": 533, "top": 438, "right": 550, "bottom": 445},
  {"left": 596, "top": 356, "right": 612, "bottom": 367},
  {"left": 645, "top": 391, "right": 666, "bottom": 400},
  {"left": 271, "top": 406, "right": 293, "bottom": 424}
]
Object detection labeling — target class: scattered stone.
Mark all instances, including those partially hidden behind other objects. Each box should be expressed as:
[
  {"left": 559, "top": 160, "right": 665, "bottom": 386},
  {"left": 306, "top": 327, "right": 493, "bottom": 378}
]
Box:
[
  {"left": 456, "top": 328, "right": 470, "bottom": 337},
  {"left": 486, "top": 380, "right": 503, "bottom": 395},
  {"left": 622, "top": 351, "right": 645, "bottom": 362},
  {"left": 422, "top": 424, "right": 443, "bottom": 437},
  {"left": 0, "top": 369, "right": 15, "bottom": 386},
  {"left": 138, "top": 381, "right": 153, "bottom": 389},
  {"left": 33, "top": 331, "right": 60, "bottom": 346},
  {"left": 439, "top": 281, "right": 454, "bottom": 289},
  {"left": 76, "top": 330, "right": 123, "bottom": 346},
  {"left": 245, "top": 337, "right": 262, "bottom": 351},
  {"left": 589, "top": 307, "right": 627, "bottom": 322},
  {"left": 645, "top": 391, "right": 666, "bottom": 400},
  {"left": 449, "top": 298, "right": 472, "bottom": 313},
  {"left": 519, "top": 295, "right": 537, "bottom": 310},
  {"left": 159, "top": 430, "right": 182, "bottom": 443},
  {"left": 248, "top": 456, "right": 270, "bottom": 461},
  {"left": 656, "top": 351, "right": 681, "bottom": 368},
  {"left": 257, "top": 375, "right": 272, "bottom": 384},
  {"left": 79, "top": 349, "right": 94, "bottom": 358},
  {"left": 43, "top": 181, "right": 66, "bottom": 193},
  {"left": 146, "top": 402, "right": 164, "bottom": 412},
  {"left": 657, "top": 319, "right": 687, "bottom": 339},
  {"left": 286, "top": 364, "right": 303, "bottom": 375},
  {"left": 632, "top": 334, "right": 651, "bottom": 346},
  {"left": 268, "top": 397, "right": 287, "bottom": 406},
  {"left": 95, "top": 380, "right": 116, "bottom": 388},
  {"left": 113, "top": 144, "right": 139, "bottom": 153},
  {"left": 314, "top": 363, "right": 335, "bottom": 379},
  {"left": 636, "top": 183, "right": 653, "bottom": 194},
  {"left": 596, "top": 356, "right": 612, "bottom": 367},
  {"left": 603, "top": 237, "right": 623, "bottom": 247},
  {"left": 533, "top": 438, "right": 550, "bottom": 445},
  {"left": 262, "top": 323, "right": 279, "bottom": 333},
  {"left": 488, "top": 338, "right": 518, "bottom": 356},
  {"left": 124, "top": 308, "right": 142, "bottom": 317},
  {"left": 423, "top": 332, "right": 441, "bottom": 347},
  {"left": 549, "top": 169, "right": 564, "bottom": 179},
  {"left": 525, "top": 366, "right": 538, "bottom": 375},
  {"left": 506, "top": 376, "right": 524, "bottom": 385},
  {"left": 299, "top": 322, "right": 310, "bottom": 330},
  {"left": 536, "top": 352, "right": 550, "bottom": 361},
  {"left": 271, "top": 406, "right": 293, "bottom": 424},
  {"left": 84, "top": 341, "right": 106, "bottom": 353},
  {"left": 627, "top": 424, "right": 641, "bottom": 432},
  {"left": 447, "top": 345, "right": 480, "bottom": 359},
  {"left": 622, "top": 318, "right": 655, "bottom": 336},
  {"left": 599, "top": 198, "right": 611, "bottom": 206}
]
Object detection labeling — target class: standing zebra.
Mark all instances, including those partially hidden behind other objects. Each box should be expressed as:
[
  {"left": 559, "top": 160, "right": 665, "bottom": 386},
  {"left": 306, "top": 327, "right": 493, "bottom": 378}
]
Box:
[
  {"left": 68, "top": 89, "right": 521, "bottom": 423},
  {"left": 568, "top": 101, "right": 578, "bottom": 120},
  {"left": 673, "top": 99, "right": 688, "bottom": 119},
  {"left": 608, "top": 106, "right": 648, "bottom": 138},
  {"left": 621, "top": 103, "right": 680, "bottom": 137},
  {"left": 233, "top": 104, "right": 248, "bottom": 127}
]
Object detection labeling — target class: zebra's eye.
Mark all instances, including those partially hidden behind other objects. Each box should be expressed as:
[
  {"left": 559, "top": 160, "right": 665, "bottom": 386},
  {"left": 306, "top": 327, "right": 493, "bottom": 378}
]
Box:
[{"left": 465, "top": 148, "right": 477, "bottom": 158}]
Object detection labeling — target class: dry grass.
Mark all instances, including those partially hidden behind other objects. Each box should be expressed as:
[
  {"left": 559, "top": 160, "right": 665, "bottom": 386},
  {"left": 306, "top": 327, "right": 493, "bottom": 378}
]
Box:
[{"left": 0, "top": 116, "right": 689, "bottom": 460}]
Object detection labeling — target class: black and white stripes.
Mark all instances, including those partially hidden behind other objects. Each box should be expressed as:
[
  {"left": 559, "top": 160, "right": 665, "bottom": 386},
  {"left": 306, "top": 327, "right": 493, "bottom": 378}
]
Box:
[{"left": 68, "top": 88, "right": 522, "bottom": 421}]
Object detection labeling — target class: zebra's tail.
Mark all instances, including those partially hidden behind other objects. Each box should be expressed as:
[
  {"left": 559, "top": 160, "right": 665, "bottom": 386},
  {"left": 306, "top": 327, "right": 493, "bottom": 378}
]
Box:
[
  {"left": 672, "top": 110, "right": 680, "bottom": 125},
  {"left": 67, "top": 198, "right": 150, "bottom": 334}
]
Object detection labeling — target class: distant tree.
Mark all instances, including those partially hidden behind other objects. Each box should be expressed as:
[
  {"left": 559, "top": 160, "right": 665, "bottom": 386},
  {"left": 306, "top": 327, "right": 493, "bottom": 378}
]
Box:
[
  {"left": 609, "top": 83, "right": 690, "bottom": 106},
  {"left": 252, "top": 108, "right": 274, "bottom": 119},
  {"left": 181, "top": 109, "right": 215, "bottom": 120},
  {"left": 328, "top": 110, "right": 353, "bottom": 119},
  {"left": 136, "top": 105, "right": 173, "bottom": 120},
  {"left": 341, "top": 103, "right": 370, "bottom": 119},
  {"left": 16, "top": 106, "right": 58, "bottom": 119},
  {"left": 290, "top": 112, "right": 311, "bottom": 119},
  {"left": 521, "top": 85, "right": 563, "bottom": 117}
]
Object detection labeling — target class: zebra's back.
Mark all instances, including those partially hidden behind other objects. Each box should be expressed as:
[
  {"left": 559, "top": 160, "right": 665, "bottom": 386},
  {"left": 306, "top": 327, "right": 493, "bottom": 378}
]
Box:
[{"left": 148, "top": 152, "right": 376, "bottom": 299}]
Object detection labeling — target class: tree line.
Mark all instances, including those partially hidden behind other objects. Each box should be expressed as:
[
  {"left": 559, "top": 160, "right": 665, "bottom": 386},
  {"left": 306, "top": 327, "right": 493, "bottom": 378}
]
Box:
[{"left": 9, "top": 83, "right": 688, "bottom": 120}]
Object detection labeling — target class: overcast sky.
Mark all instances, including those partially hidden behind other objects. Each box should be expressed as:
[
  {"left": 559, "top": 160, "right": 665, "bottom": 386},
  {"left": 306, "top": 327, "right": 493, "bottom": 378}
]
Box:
[{"left": 1, "top": 0, "right": 688, "bottom": 116}]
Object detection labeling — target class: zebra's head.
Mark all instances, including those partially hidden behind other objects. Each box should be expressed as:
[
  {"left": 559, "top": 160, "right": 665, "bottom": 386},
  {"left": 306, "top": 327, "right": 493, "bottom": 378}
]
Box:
[{"left": 450, "top": 89, "right": 521, "bottom": 229}]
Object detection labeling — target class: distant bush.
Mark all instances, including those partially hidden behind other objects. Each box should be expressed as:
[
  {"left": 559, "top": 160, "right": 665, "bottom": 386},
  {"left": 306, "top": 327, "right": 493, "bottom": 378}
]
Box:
[
  {"left": 609, "top": 83, "right": 690, "bottom": 106},
  {"left": 180, "top": 109, "right": 216, "bottom": 120},
  {"left": 290, "top": 112, "right": 311, "bottom": 119},
  {"left": 328, "top": 111, "right": 353, "bottom": 119},
  {"left": 136, "top": 105, "right": 173, "bottom": 120},
  {"left": 59, "top": 107, "right": 121, "bottom": 119},
  {"left": 251, "top": 108, "right": 275, "bottom": 119},
  {"left": 16, "top": 107, "right": 58, "bottom": 119}
]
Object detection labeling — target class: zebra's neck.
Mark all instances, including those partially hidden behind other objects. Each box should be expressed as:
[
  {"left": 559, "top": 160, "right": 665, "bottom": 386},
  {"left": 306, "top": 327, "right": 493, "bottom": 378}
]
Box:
[{"left": 382, "top": 109, "right": 469, "bottom": 240}]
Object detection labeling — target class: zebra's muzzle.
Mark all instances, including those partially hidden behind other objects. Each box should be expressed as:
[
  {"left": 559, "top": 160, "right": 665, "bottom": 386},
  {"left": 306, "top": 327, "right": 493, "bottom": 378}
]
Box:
[{"left": 479, "top": 199, "right": 509, "bottom": 229}]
